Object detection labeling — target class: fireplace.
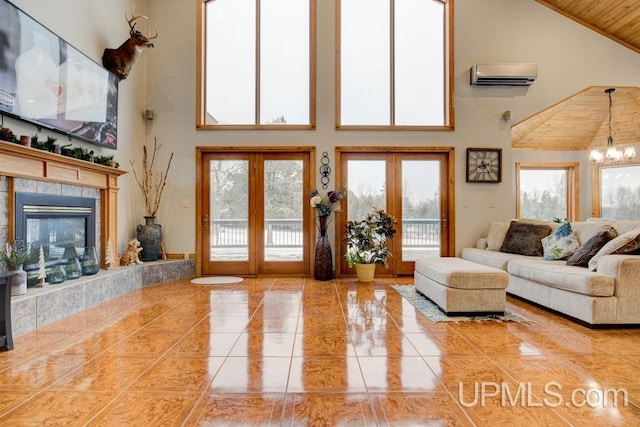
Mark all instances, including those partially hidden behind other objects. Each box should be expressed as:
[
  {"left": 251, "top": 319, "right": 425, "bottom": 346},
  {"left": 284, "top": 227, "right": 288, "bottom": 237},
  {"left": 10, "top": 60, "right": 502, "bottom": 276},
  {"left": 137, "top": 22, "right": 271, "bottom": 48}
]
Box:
[{"left": 14, "top": 192, "right": 96, "bottom": 272}]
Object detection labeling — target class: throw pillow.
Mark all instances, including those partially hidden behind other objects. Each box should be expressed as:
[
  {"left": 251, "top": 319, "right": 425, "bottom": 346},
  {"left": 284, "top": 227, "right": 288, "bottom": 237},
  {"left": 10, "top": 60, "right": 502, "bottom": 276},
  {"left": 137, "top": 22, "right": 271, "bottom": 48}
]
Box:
[
  {"left": 566, "top": 229, "right": 617, "bottom": 268},
  {"left": 571, "top": 222, "right": 615, "bottom": 246},
  {"left": 587, "top": 227, "right": 640, "bottom": 271},
  {"left": 486, "top": 221, "right": 511, "bottom": 251},
  {"left": 499, "top": 221, "right": 552, "bottom": 257},
  {"left": 542, "top": 222, "right": 580, "bottom": 260}
]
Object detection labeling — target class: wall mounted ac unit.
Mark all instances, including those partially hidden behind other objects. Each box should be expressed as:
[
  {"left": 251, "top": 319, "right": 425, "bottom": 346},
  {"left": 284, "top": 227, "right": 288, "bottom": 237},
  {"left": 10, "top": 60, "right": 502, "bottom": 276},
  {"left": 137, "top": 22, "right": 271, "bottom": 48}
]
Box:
[{"left": 470, "top": 63, "right": 537, "bottom": 86}]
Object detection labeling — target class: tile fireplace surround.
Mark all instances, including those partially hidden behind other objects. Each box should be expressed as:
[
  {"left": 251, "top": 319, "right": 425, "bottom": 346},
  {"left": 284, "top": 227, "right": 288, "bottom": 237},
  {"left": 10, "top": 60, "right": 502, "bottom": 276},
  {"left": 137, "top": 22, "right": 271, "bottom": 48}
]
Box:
[
  {"left": 11, "top": 259, "right": 194, "bottom": 336},
  {"left": 0, "top": 141, "right": 195, "bottom": 337}
]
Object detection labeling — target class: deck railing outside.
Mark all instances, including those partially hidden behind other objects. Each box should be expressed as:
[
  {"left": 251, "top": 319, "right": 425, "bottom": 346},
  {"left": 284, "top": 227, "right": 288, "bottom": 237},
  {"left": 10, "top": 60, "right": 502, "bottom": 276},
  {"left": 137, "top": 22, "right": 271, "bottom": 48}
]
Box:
[{"left": 210, "top": 218, "right": 440, "bottom": 248}]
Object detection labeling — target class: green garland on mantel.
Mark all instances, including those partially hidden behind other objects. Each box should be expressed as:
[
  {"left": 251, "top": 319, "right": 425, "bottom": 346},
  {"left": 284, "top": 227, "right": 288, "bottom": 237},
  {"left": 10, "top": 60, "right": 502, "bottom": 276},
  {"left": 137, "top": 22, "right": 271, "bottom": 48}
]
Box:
[{"left": 0, "top": 126, "right": 119, "bottom": 168}]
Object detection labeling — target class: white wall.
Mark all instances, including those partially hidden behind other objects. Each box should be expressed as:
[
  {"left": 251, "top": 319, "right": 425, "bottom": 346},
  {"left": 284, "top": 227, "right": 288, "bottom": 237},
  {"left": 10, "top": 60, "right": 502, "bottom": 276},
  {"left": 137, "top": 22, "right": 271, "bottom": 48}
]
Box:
[
  {"left": 8, "top": 0, "right": 147, "bottom": 255},
  {"left": 9, "top": 0, "right": 640, "bottom": 258}
]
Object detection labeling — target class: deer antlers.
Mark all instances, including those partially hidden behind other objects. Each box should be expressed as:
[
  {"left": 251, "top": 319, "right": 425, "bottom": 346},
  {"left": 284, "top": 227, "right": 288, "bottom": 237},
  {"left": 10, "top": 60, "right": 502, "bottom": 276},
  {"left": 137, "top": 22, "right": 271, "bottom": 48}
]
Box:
[{"left": 126, "top": 6, "right": 158, "bottom": 39}]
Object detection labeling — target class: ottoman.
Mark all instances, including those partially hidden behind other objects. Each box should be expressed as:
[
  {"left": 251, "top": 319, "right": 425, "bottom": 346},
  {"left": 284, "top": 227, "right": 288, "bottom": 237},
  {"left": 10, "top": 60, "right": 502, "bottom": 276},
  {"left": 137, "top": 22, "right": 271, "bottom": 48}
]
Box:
[{"left": 414, "top": 257, "right": 509, "bottom": 315}]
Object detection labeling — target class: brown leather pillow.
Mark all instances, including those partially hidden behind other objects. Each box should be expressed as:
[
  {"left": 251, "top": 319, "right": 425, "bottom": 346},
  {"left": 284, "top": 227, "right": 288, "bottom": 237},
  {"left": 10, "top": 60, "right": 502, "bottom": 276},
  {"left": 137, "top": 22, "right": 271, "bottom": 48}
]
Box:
[
  {"left": 499, "top": 221, "right": 552, "bottom": 257},
  {"left": 566, "top": 229, "right": 617, "bottom": 267}
]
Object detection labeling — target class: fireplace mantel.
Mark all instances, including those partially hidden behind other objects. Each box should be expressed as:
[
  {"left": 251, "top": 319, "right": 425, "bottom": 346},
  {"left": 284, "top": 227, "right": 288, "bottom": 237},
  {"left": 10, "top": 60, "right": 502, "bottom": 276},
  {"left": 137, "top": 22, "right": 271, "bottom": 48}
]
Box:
[{"left": 0, "top": 139, "right": 126, "bottom": 266}]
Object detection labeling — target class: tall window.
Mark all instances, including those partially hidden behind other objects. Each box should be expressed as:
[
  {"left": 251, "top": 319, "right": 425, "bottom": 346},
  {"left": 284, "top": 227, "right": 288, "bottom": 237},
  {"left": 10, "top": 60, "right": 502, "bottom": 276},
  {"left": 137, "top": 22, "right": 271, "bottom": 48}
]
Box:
[
  {"left": 593, "top": 163, "right": 640, "bottom": 220},
  {"left": 337, "top": 0, "right": 453, "bottom": 129},
  {"left": 516, "top": 162, "right": 579, "bottom": 222},
  {"left": 197, "top": 0, "right": 315, "bottom": 128}
]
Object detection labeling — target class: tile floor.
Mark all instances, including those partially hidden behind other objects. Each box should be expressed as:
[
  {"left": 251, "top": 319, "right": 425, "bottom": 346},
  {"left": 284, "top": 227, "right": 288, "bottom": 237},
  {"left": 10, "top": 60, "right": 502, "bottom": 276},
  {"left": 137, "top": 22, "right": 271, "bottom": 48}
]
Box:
[{"left": 0, "top": 276, "right": 639, "bottom": 426}]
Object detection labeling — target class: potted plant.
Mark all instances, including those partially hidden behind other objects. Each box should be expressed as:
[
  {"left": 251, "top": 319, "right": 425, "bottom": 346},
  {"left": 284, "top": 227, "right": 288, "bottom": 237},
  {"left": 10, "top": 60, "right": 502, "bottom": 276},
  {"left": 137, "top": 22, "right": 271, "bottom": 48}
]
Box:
[
  {"left": 344, "top": 207, "right": 397, "bottom": 282},
  {"left": 0, "top": 239, "right": 31, "bottom": 295}
]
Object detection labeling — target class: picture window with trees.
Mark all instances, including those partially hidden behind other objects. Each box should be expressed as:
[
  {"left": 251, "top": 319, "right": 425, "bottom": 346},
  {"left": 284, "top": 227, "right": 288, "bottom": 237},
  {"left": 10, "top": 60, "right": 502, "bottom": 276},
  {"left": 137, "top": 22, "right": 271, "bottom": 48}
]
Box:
[
  {"left": 515, "top": 162, "right": 579, "bottom": 222},
  {"left": 594, "top": 163, "right": 640, "bottom": 220}
]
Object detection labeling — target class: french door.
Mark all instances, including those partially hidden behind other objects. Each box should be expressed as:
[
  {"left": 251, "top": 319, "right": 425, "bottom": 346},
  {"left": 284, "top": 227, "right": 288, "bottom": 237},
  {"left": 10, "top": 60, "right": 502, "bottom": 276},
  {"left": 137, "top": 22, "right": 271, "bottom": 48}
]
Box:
[
  {"left": 336, "top": 148, "right": 454, "bottom": 276},
  {"left": 197, "top": 149, "right": 312, "bottom": 276}
]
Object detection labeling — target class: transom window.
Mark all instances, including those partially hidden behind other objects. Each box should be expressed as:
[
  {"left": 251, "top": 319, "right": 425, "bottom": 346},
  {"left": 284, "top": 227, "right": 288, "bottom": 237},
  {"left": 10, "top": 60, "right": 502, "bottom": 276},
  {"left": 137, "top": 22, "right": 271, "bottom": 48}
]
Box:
[
  {"left": 197, "top": 0, "right": 315, "bottom": 129},
  {"left": 593, "top": 162, "right": 640, "bottom": 220},
  {"left": 515, "top": 162, "right": 579, "bottom": 222},
  {"left": 336, "top": 0, "right": 453, "bottom": 129}
]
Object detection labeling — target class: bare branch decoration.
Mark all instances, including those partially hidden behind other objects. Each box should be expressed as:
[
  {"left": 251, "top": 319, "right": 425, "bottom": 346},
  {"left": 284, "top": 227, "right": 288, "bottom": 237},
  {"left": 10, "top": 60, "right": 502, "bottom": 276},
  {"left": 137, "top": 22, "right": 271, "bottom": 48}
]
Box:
[{"left": 130, "top": 137, "right": 174, "bottom": 217}]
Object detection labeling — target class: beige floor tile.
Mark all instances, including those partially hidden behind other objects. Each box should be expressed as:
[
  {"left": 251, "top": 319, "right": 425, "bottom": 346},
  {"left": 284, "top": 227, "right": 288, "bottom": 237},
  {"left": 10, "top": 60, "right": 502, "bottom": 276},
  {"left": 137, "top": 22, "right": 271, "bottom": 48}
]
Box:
[
  {"left": 287, "top": 356, "right": 367, "bottom": 392},
  {"left": 186, "top": 393, "right": 283, "bottom": 426},
  {"left": 281, "top": 393, "right": 376, "bottom": 426},
  {"left": 371, "top": 392, "right": 473, "bottom": 426},
  {"left": 358, "top": 356, "right": 444, "bottom": 392},
  {"left": 3, "top": 279, "right": 639, "bottom": 424},
  {"left": 90, "top": 391, "right": 200, "bottom": 426}
]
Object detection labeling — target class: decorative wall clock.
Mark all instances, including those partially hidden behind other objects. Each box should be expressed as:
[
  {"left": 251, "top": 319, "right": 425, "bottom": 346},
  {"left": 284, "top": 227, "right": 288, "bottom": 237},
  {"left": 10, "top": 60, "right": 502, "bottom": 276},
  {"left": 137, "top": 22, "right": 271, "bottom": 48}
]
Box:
[{"left": 466, "top": 148, "right": 502, "bottom": 183}]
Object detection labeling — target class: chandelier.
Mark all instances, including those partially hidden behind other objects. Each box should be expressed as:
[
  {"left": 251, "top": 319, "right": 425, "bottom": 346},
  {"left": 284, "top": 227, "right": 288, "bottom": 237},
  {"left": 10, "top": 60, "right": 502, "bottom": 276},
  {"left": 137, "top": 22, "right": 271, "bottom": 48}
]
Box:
[{"left": 589, "top": 88, "right": 636, "bottom": 164}]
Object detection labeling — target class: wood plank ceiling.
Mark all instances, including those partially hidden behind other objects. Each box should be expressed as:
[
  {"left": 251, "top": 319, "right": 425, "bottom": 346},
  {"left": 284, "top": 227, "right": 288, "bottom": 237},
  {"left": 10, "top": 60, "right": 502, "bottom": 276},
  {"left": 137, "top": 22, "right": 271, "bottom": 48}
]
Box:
[
  {"left": 512, "top": 86, "right": 640, "bottom": 151},
  {"left": 513, "top": 1, "right": 640, "bottom": 151},
  {"left": 536, "top": 0, "right": 640, "bottom": 54}
]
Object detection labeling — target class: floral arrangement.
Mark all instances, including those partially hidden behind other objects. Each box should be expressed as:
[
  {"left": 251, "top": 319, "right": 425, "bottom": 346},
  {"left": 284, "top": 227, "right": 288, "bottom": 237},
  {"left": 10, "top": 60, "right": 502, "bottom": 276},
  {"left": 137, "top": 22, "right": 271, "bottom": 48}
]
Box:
[
  {"left": 310, "top": 187, "right": 347, "bottom": 217},
  {"left": 130, "top": 137, "right": 174, "bottom": 217},
  {"left": 345, "top": 207, "right": 397, "bottom": 267},
  {"left": 0, "top": 239, "right": 31, "bottom": 270}
]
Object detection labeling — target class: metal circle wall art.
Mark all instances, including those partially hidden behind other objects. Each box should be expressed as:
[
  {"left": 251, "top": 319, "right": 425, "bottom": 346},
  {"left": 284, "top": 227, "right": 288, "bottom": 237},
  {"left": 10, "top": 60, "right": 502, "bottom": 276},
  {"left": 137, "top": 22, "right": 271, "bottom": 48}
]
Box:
[{"left": 320, "top": 151, "right": 331, "bottom": 189}]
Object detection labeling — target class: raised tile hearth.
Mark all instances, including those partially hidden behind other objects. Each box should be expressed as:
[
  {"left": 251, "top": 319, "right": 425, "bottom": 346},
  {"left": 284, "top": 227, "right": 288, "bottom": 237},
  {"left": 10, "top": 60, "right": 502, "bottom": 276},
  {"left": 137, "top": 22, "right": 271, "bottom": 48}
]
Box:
[{"left": 11, "top": 259, "right": 194, "bottom": 336}]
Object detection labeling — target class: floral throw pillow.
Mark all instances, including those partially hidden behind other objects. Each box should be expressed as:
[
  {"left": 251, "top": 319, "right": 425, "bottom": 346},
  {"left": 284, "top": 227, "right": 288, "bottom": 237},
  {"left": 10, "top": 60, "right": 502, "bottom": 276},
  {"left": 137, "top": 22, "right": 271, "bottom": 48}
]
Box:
[{"left": 542, "top": 222, "right": 580, "bottom": 260}]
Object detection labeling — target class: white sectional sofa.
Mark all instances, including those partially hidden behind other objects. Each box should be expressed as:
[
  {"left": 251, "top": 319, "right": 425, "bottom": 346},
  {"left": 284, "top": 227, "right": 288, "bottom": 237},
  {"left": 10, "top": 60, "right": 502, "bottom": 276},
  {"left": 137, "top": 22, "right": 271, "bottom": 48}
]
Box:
[{"left": 461, "top": 218, "right": 640, "bottom": 326}]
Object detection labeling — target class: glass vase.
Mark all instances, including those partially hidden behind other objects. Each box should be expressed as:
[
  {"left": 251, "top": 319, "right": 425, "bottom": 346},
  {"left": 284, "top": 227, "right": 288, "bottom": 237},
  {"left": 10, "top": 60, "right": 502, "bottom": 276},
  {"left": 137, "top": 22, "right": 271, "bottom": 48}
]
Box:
[
  {"left": 64, "top": 257, "right": 83, "bottom": 279},
  {"left": 48, "top": 264, "right": 67, "bottom": 284},
  {"left": 81, "top": 247, "right": 100, "bottom": 275}
]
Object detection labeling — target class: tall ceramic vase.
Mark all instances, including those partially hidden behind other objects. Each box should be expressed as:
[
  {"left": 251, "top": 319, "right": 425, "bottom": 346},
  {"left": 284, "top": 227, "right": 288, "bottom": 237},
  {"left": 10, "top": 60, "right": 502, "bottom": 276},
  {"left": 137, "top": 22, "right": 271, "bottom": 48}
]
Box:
[
  {"left": 314, "top": 215, "right": 333, "bottom": 281},
  {"left": 8, "top": 265, "right": 27, "bottom": 296},
  {"left": 137, "top": 216, "right": 162, "bottom": 262}
]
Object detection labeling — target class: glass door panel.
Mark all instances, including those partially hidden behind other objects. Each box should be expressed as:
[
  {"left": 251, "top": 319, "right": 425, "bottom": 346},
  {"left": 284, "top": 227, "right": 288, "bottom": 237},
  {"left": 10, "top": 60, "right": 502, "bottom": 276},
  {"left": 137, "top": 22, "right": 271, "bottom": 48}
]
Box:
[
  {"left": 337, "top": 150, "right": 451, "bottom": 277},
  {"left": 200, "top": 150, "right": 310, "bottom": 276},
  {"left": 263, "top": 160, "right": 304, "bottom": 261},
  {"left": 347, "top": 160, "right": 387, "bottom": 220},
  {"left": 209, "top": 158, "right": 250, "bottom": 262},
  {"left": 401, "top": 160, "right": 441, "bottom": 261}
]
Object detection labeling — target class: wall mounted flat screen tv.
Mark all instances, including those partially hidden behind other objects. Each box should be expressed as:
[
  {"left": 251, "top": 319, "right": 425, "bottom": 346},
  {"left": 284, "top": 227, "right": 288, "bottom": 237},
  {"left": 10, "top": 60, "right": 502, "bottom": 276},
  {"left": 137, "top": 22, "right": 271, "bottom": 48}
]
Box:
[{"left": 0, "top": 0, "right": 118, "bottom": 148}]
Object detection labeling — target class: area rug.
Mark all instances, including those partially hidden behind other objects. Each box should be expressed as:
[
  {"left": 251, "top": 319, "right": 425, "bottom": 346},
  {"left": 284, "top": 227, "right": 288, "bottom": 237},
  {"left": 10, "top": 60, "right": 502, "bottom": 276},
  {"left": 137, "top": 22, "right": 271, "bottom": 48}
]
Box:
[
  {"left": 191, "top": 276, "right": 244, "bottom": 285},
  {"left": 392, "top": 285, "right": 530, "bottom": 323}
]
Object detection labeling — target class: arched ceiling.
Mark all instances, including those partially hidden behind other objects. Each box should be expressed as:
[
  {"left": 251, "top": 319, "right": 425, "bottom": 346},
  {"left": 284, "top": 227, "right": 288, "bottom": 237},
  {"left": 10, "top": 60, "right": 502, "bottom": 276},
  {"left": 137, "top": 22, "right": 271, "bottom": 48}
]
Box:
[{"left": 511, "top": 86, "right": 640, "bottom": 151}]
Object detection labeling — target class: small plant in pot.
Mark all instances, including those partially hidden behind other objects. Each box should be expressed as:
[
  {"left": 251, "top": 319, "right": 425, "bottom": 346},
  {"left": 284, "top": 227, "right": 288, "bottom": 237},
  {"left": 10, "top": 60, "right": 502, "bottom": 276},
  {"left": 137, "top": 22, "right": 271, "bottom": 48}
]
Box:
[
  {"left": 344, "top": 207, "right": 397, "bottom": 282},
  {"left": 0, "top": 239, "right": 31, "bottom": 295},
  {"left": 0, "top": 239, "right": 30, "bottom": 271}
]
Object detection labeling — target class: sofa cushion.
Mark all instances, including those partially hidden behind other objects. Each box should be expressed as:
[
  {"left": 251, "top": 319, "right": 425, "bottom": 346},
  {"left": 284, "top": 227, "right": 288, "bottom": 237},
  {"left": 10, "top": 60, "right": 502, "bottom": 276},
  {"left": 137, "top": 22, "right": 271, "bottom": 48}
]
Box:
[
  {"left": 507, "top": 258, "right": 615, "bottom": 297},
  {"left": 461, "top": 247, "right": 531, "bottom": 271},
  {"left": 588, "top": 227, "right": 640, "bottom": 271},
  {"left": 586, "top": 218, "right": 640, "bottom": 235},
  {"left": 542, "top": 222, "right": 580, "bottom": 260},
  {"left": 486, "top": 221, "right": 511, "bottom": 251},
  {"left": 566, "top": 229, "right": 617, "bottom": 267},
  {"left": 500, "top": 221, "right": 552, "bottom": 257},
  {"left": 414, "top": 257, "right": 508, "bottom": 290}
]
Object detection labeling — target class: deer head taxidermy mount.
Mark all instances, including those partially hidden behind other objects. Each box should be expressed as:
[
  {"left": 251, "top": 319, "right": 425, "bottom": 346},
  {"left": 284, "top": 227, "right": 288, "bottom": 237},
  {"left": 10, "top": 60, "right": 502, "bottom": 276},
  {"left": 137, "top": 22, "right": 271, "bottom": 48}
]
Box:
[{"left": 102, "top": 7, "right": 158, "bottom": 80}]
